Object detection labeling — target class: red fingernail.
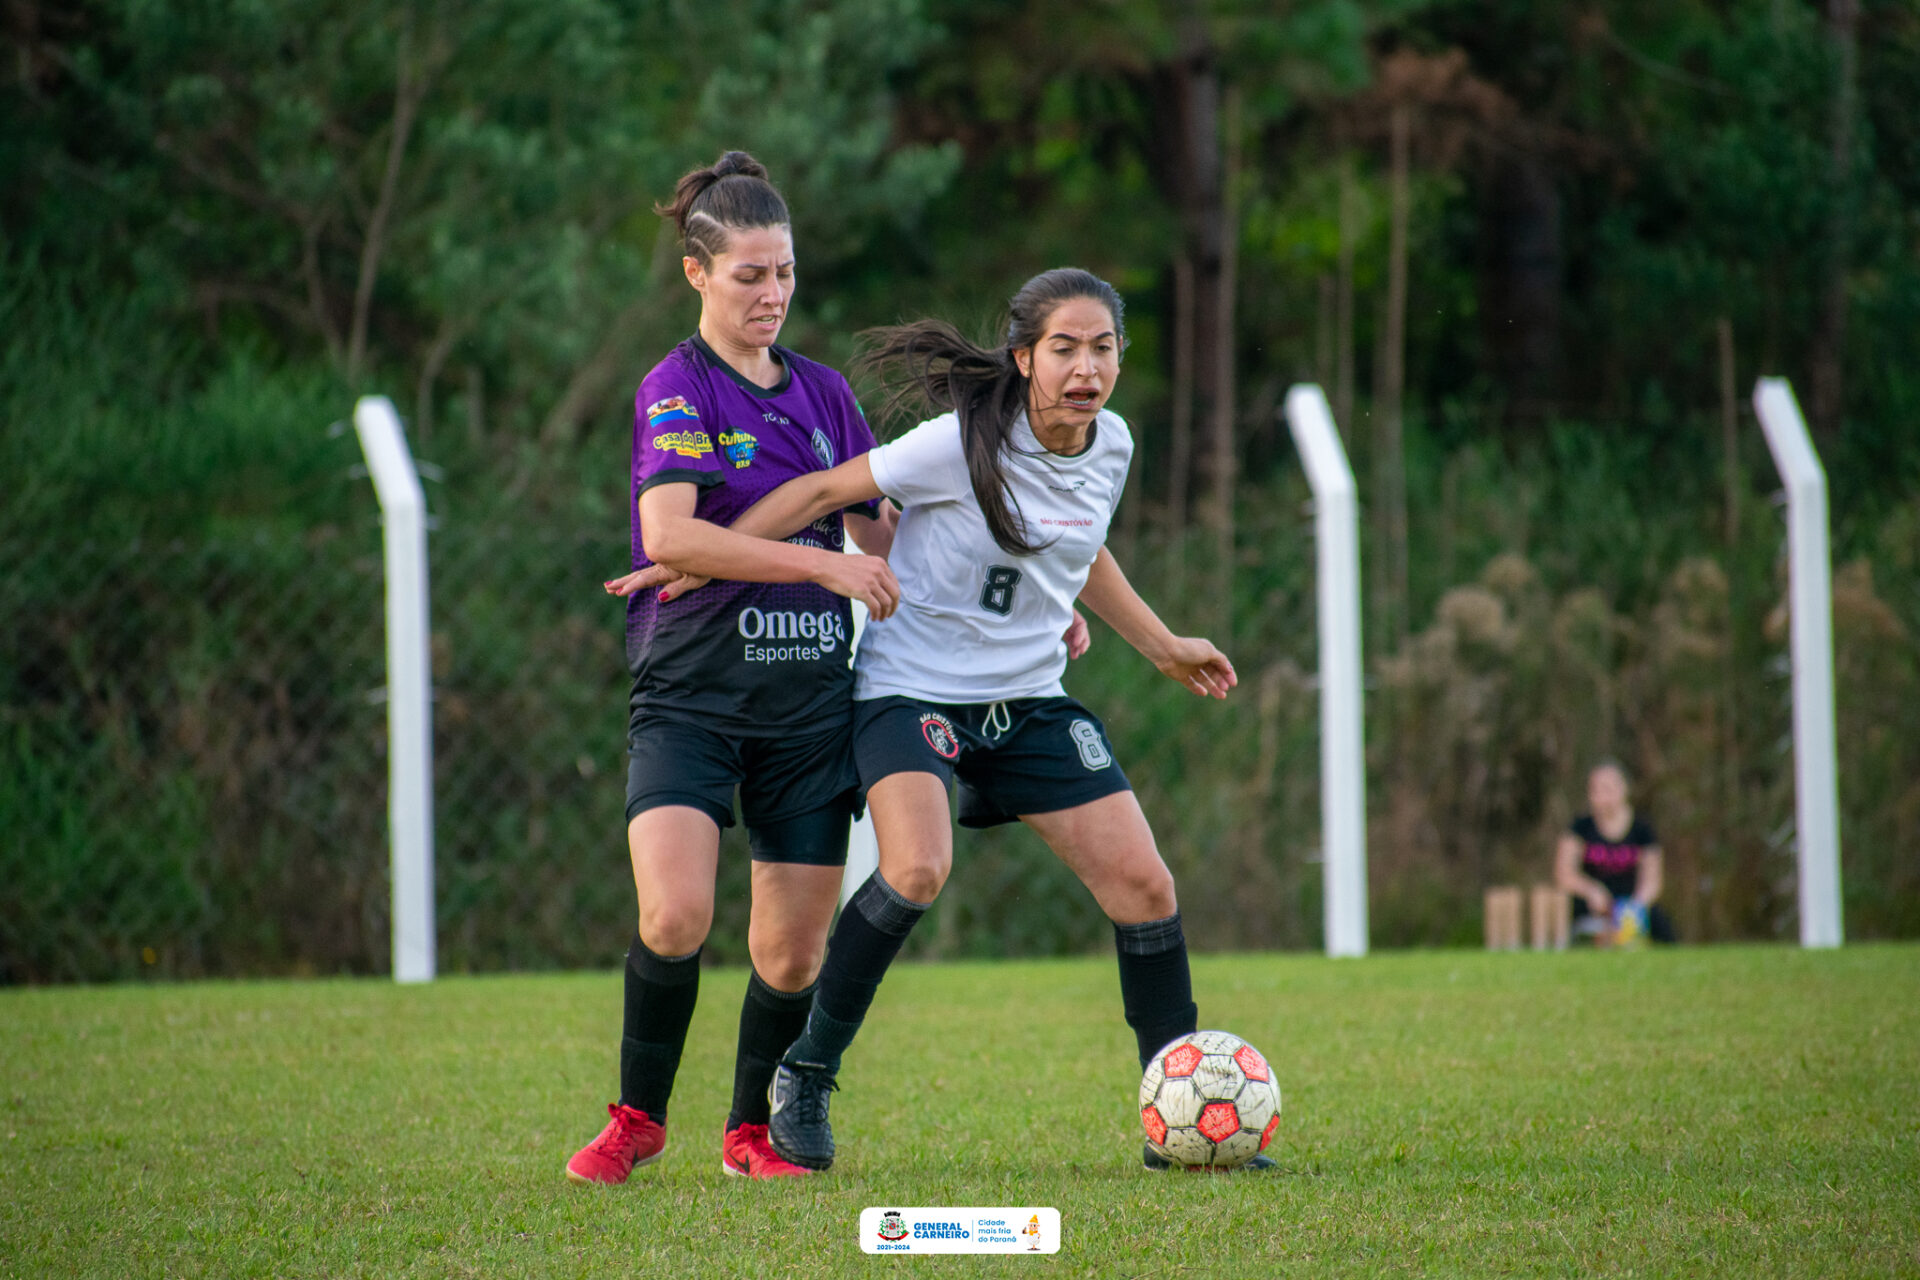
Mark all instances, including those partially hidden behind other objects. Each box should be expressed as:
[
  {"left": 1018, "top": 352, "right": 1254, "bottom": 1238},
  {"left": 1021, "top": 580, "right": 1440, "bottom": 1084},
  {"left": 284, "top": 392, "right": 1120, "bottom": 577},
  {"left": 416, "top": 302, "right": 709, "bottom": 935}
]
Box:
[{"left": 657, "top": 590, "right": 669, "bottom": 602}]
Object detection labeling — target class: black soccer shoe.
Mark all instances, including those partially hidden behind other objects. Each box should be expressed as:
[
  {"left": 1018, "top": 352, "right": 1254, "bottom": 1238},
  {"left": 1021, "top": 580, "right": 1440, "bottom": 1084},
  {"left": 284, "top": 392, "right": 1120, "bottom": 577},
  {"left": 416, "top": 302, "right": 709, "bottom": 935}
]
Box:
[
  {"left": 767, "top": 1060, "right": 838, "bottom": 1171},
  {"left": 1142, "top": 1144, "right": 1279, "bottom": 1173}
]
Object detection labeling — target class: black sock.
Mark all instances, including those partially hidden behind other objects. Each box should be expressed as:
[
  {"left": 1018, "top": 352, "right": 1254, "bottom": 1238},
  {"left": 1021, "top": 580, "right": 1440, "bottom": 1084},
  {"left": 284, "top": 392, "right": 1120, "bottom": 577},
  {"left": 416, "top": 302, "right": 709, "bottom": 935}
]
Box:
[
  {"left": 1114, "top": 913, "right": 1198, "bottom": 1070},
  {"left": 728, "top": 970, "right": 815, "bottom": 1129},
  {"left": 781, "top": 872, "right": 929, "bottom": 1073},
  {"left": 618, "top": 935, "right": 702, "bottom": 1119}
]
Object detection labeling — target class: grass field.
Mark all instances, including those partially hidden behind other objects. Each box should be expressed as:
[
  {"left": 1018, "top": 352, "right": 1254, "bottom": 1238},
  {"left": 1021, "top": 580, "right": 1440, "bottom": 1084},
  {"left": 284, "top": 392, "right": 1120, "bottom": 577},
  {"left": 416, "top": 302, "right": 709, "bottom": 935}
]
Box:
[{"left": 4, "top": 945, "right": 1917, "bottom": 1278}]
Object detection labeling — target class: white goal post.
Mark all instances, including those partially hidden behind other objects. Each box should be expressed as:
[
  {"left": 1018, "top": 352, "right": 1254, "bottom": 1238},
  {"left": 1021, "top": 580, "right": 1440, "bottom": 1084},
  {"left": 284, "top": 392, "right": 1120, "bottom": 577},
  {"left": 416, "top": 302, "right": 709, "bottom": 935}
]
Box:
[
  {"left": 354, "top": 396, "right": 438, "bottom": 983},
  {"left": 1283, "top": 385, "right": 1369, "bottom": 958},
  {"left": 1751, "top": 378, "right": 1844, "bottom": 948}
]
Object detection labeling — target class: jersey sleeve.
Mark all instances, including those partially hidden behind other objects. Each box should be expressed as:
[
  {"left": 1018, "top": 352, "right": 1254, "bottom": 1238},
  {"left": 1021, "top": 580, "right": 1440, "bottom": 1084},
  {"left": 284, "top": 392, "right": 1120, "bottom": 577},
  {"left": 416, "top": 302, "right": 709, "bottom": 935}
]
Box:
[
  {"left": 1632, "top": 817, "right": 1660, "bottom": 847},
  {"left": 1103, "top": 410, "right": 1136, "bottom": 522},
  {"left": 867, "top": 413, "right": 970, "bottom": 507},
  {"left": 634, "top": 367, "right": 724, "bottom": 496}
]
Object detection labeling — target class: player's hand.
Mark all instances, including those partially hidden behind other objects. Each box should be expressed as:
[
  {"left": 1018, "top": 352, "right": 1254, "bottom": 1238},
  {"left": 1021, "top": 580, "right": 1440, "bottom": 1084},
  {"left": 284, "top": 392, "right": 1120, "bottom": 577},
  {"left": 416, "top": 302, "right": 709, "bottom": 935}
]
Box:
[
  {"left": 1064, "top": 608, "right": 1091, "bottom": 659},
  {"left": 1155, "top": 637, "right": 1236, "bottom": 699},
  {"left": 1585, "top": 889, "right": 1613, "bottom": 917},
  {"left": 603, "top": 565, "right": 710, "bottom": 601},
  {"left": 815, "top": 553, "right": 901, "bottom": 620}
]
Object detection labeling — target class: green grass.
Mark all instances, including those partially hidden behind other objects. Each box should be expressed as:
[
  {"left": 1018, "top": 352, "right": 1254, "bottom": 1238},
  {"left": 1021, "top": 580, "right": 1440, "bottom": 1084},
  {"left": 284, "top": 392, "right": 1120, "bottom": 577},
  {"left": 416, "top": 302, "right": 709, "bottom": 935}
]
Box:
[{"left": 4, "top": 946, "right": 1917, "bottom": 1278}]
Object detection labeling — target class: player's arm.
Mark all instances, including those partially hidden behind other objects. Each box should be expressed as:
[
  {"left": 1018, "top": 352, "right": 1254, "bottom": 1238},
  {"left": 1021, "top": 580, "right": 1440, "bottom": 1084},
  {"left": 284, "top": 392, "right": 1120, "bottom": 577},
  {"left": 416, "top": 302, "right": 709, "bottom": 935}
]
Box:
[
  {"left": 1632, "top": 846, "right": 1664, "bottom": 908},
  {"left": 1554, "top": 834, "right": 1613, "bottom": 914},
  {"left": 844, "top": 495, "right": 898, "bottom": 559},
  {"left": 1077, "top": 545, "right": 1235, "bottom": 699},
  {"left": 628, "top": 481, "right": 898, "bottom": 618},
  {"left": 732, "top": 454, "right": 888, "bottom": 543}
]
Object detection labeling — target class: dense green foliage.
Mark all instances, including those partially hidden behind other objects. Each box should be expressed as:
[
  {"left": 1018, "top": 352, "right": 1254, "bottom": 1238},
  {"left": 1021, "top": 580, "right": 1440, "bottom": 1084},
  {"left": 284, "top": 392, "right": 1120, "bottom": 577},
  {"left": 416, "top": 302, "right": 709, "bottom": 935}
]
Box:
[
  {"left": 3, "top": 1, "right": 1917, "bottom": 977},
  {"left": 4, "top": 947, "right": 1918, "bottom": 1276}
]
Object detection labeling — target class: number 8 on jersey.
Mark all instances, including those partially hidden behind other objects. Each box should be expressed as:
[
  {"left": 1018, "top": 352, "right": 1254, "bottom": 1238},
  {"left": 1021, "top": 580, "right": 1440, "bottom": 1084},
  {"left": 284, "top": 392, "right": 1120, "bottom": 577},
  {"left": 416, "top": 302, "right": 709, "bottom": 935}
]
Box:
[{"left": 980, "top": 565, "right": 1023, "bottom": 616}]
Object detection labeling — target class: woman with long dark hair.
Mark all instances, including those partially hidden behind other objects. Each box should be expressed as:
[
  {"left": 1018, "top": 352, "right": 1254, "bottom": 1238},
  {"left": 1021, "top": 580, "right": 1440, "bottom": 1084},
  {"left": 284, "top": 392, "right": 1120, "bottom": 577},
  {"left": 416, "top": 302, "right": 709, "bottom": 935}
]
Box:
[
  {"left": 634, "top": 267, "right": 1269, "bottom": 1173},
  {"left": 564, "top": 150, "right": 901, "bottom": 1184}
]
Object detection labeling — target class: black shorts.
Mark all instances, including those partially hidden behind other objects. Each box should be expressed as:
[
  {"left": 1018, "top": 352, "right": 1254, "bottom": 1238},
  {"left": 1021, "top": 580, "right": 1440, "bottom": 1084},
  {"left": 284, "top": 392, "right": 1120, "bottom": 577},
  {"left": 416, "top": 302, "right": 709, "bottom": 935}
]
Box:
[
  {"left": 625, "top": 714, "right": 859, "bottom": 866},
  {"left": 853, "top": 695, "right": 1132, "bottom": 829}
]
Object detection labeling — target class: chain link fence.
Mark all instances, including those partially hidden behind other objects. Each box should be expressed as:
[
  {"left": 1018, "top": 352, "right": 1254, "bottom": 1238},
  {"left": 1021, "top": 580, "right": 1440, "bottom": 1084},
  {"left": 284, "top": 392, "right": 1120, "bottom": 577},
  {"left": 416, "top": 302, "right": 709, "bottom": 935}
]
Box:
[
  {"left": 0, "top": 464, "right": 669, "bottom": 982},
  {"left": 0, "top": 456, "right": 1327, "bottom": 984},
  {"left": 11, "top": 438, "right": 1908, "bottom": 984}
]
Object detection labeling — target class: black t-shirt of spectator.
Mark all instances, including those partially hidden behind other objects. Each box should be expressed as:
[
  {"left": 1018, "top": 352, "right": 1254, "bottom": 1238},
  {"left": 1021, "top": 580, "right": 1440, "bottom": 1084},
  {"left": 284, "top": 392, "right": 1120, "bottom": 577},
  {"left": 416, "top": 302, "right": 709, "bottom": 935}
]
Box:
[{"left": 1570, "top": 814, "right": 1658, "bottom": 900}]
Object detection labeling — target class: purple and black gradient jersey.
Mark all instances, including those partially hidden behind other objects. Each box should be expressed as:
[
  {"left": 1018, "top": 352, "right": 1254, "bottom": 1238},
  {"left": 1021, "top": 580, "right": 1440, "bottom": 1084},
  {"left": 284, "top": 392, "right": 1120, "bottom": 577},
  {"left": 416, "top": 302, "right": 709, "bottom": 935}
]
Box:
[{"left": 627, "top": 334, "right": 878, "bottom": 736}]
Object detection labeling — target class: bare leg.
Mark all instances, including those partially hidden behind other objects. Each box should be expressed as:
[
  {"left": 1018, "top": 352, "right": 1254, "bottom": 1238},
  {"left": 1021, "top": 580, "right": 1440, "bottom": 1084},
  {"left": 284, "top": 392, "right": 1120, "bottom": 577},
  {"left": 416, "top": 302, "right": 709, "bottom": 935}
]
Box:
[
  {"left": 618, "top": 805, "right": 721, "bottom": 1117},
  {"left": 1021, "top": 791, "right": 1192, "bottom": 1069},
  {"left": 1019, "top": 790, "right": 1176, "bottom": 924}
]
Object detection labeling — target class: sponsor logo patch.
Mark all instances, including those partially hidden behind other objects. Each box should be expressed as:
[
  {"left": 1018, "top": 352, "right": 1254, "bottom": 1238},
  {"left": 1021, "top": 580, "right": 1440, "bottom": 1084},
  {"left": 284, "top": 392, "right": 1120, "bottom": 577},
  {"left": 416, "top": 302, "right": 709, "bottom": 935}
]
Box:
[
  {"left": 735, "top": 605, "right": 846, "bottom": 663},
  {"left": 920, "top": 712, "right": 961, "bottom": 760},
  {"left": 720, "top": 429, "right": 759, "bottom": 469},
  {"left": 646, "top": 395, "right": 700, "bottom": 427},
  {"left": 651, "top": 429, "right": 713, "bottom": 458}
]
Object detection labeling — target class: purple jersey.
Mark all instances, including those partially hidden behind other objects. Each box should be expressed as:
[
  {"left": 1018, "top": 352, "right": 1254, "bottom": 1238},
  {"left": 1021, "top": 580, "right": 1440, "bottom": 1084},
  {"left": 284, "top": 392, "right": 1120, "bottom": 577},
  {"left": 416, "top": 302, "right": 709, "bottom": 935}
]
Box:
[{"left": 627, "top": 334, "right": 878, "bottom": 735}]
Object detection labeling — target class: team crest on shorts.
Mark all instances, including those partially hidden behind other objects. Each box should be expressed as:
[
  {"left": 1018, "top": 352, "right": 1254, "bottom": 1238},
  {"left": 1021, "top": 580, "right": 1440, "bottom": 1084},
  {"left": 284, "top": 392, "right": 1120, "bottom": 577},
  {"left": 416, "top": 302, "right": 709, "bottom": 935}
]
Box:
[
  {"left": 810, "top": 427, "right": 835, "bottom": 468},
  {"left": 920, "top": 712, "right": 961, "bottom": 760}
]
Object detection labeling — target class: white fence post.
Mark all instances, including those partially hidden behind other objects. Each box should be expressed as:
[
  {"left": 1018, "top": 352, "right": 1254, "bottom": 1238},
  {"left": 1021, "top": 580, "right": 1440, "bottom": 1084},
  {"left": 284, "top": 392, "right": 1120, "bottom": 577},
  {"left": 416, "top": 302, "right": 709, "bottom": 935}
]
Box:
[
  {"left": 353, "top": 396, "right": 437, "bottom": 982},
  {"left": 1751, "top": 378, "right": 1844, "bottom": 949},
  {"left": 1283, "top": 385, "right": 1368, "bottom": 958}
]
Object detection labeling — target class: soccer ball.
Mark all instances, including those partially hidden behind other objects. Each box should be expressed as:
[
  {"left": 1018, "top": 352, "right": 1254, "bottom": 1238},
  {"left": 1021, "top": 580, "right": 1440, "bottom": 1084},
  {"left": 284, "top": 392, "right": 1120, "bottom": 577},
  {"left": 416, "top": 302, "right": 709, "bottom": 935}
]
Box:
[{"left": 1139, "top": 1030, "right": 1281, "bottom": 1170}]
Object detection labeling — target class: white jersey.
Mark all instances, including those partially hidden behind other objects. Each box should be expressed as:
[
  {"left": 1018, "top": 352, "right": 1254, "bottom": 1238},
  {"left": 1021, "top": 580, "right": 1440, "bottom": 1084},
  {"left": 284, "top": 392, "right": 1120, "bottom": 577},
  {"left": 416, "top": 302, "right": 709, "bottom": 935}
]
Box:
[{"left": 854, "top": 408, "right": 1133, "bottom": 703}]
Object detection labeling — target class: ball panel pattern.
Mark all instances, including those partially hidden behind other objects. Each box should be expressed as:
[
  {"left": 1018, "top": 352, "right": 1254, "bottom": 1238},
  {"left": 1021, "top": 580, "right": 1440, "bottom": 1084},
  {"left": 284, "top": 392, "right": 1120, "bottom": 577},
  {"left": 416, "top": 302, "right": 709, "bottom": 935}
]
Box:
[
  {"left": 1159, "top": 1124, "right": 1215, "bottom": 1167},
  {"left": 1161, "top": 1042, "right": 1204, "bottom": 1078},
  {"left": 1211, "top": 1129, "right": 1260, "bottom": 1167},
  {"left": 1196, "top": 1101, "right": 1241, "bottom": 1143},
  {"left": 1153, "top": 1077, "right": 1203, "bottom": 1128}
]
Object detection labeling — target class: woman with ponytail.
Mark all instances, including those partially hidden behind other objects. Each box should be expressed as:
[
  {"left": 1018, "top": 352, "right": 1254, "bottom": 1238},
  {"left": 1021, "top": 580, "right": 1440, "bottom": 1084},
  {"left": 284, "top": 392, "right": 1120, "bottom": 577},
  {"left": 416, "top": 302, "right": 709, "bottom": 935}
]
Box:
[
  {"left": 629, "top": 267, "right": 1263, "bottom": 1174},
  {"left": 564, "top": 151, "right": 901, "bottom": 1184}
]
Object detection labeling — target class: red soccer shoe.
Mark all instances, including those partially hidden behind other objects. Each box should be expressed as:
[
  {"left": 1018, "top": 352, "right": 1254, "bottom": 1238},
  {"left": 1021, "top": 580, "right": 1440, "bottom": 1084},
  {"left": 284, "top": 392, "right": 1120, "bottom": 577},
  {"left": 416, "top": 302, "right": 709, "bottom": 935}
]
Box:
[
  {"left": 721, "top": 1123, "right": 816, "bottom": 1179},
  {"left": 565, "top": 1103, "right": 667, "bottom": 1184}
]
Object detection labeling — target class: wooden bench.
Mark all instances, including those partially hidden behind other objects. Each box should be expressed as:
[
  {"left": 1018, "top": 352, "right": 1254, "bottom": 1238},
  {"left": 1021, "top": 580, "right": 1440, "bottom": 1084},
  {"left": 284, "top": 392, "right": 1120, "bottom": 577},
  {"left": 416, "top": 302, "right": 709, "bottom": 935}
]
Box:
[{"left": 1484, "top": 885, "right": 1569, "bottom": 951}]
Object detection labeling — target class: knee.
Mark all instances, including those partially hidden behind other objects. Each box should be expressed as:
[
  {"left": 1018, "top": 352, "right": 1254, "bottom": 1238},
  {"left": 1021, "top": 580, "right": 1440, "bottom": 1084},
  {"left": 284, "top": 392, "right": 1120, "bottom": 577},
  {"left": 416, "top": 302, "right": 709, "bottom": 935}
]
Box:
[
  {"left": 1134, "top": 862, "right": 1178, "bottom": 920},
  {"left": 748, "top": 931, "right": 826, "bottom": 992},
  {"left": 884, "top": 849, "right": 950, "bottom": 906},
  {"left": 1109, "top": 859, "right": 1177, "bottom": 924},
  {"left": 638, "top": 899, "right": 712, "bottom": 956}
]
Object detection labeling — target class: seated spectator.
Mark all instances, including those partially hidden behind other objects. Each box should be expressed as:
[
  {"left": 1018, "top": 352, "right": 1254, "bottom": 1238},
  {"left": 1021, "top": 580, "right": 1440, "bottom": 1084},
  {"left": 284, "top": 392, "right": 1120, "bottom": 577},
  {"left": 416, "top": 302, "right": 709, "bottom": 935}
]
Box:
[{"left": 1555, "top": 761, "right": 1676, "bottom": 945}]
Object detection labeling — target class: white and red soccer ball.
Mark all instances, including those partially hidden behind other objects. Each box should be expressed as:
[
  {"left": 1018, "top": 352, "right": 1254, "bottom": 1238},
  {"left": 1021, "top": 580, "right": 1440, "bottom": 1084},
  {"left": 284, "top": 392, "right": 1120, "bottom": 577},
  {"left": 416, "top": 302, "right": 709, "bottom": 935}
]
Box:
[{"left": 1139, "top": 1030, "right": 1281, "bottom": 1170}]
